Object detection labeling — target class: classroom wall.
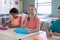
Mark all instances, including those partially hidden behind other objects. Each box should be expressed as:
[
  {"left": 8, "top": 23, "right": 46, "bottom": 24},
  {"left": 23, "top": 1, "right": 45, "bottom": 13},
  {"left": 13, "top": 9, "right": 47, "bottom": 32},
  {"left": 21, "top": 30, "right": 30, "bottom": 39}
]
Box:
[
  {"left": 51, "top": 0, "right": 60, "bottom": 17},
  {"left": 23, "top": 0, "right": 35, "bottom": 12},
  {"left": 23, "top": 0, "right": 60, "bottom": 17}
]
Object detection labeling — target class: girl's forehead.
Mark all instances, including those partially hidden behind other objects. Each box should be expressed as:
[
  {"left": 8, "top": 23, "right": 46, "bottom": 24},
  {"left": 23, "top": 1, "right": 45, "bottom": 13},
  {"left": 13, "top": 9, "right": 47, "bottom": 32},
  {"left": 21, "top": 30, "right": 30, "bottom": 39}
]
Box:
[
  {"left": 10, "top": 13, "right": 17, "bottom": 15},
  {"left": 58, "top": 9, "right": 60, "bottom": 11},
  {"left": 29, "top": 6, "right": 34, "bottom": 8},
  {"left": 28, "top": 6, "right": 34, "bottom": 9}
]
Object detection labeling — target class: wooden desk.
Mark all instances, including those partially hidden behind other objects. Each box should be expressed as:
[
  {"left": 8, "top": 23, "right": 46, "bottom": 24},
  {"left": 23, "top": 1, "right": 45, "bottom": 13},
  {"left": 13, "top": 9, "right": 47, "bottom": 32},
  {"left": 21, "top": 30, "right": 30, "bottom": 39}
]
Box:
[{"left": 0, "top": 28, "right": 48, "bottom": 40}]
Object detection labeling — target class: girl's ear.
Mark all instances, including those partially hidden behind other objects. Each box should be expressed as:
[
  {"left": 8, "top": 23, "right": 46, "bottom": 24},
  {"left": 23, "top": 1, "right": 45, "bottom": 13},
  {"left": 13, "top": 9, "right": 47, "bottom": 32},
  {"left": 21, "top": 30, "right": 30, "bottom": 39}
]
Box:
[{"left": 10, "top": 15, "right": 12, "bottom": 18}]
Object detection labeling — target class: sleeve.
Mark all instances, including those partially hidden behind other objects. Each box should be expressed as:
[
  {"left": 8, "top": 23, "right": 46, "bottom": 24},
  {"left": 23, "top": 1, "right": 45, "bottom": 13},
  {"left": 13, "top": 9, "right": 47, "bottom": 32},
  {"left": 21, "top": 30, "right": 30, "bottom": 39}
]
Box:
[
  {"left": 50, "top": 24, "right": 55, "bottom": 32},
  {"left": 36, "top": 17, "right": 40, "bottom": 25},
  {"left": 20, "top": 16, "right": 23, "bottom": 24},
  {"left": 22, "top": 16, "right": 28, "bottom": 24},
  {"left": 50, "top": 20, "right": 57, "bottom": 32}
]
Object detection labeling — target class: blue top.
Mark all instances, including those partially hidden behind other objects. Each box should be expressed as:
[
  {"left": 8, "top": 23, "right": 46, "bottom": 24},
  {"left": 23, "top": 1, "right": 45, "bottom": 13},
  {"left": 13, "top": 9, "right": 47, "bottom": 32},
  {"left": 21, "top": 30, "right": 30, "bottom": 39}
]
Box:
[{"left": 50, "top": 19, "right": 60, "bottom": 33}]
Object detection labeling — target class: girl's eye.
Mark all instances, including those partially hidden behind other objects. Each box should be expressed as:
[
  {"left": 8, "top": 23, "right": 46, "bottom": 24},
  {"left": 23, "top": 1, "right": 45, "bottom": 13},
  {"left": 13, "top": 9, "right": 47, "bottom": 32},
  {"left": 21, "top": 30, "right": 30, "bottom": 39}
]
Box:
[{"left": 29, "top": 10, "right": 33, "bottom": 11}]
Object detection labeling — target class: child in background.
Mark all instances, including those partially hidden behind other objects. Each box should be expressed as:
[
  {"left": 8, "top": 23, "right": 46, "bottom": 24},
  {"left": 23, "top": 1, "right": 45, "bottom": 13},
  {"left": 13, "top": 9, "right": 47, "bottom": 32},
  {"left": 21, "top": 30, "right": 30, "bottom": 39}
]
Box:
[
  {"left": 22, "top": 5, "right": 40, "bottom": 33},
  {"left": 3, "top": 8, "right": 22, "bottom": 28},
  {"left": 46, "top": 6, "right": 60, "bottom": 37}
]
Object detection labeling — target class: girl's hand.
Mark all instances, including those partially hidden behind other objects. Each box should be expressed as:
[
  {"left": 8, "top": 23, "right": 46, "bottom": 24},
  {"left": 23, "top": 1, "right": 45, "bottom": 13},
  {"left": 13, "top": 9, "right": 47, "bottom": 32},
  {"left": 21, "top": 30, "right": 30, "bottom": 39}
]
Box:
[
  {"left": 2, "top": 24, "right": 6, "bottom": 27},
  {"left": 53, "top": 32, "right": 60, "bottom": 36},
  {"left": 28, "top": 29, "right": 33, "bottom": 33},
  {"left": 46, "top": 29, "right": 52, "bottom": 37},
  {"left": 28, "top": 29, "right": 37, "bottom": 33}
]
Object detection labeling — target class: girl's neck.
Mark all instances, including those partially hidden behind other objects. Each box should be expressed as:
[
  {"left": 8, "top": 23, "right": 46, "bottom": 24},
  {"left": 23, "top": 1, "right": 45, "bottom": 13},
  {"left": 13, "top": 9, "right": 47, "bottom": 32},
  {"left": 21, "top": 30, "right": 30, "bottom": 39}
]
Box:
[
  {"left": 30, "top": 15, "right": 35, "bottom": 20},
  {"left": 14, "top": 16, "right": 18, "bottom": 18}
]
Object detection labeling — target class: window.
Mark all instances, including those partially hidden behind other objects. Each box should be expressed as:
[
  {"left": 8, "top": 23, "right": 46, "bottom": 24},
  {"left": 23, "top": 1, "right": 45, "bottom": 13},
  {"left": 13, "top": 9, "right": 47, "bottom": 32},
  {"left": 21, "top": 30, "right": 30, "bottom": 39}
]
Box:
[{"left": 35, "top": 0, "right": 52, "bottom": 15}]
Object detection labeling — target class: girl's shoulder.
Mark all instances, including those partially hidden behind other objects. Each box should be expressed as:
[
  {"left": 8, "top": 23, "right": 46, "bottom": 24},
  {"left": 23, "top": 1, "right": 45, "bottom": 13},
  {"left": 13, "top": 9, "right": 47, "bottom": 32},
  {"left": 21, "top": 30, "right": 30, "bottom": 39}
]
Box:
[
  {"left": 18, "top": 16, "right": 23, "bottom": 19},
  {"left": 35, "top": 16, "right": 40, "bottom": 20},
  {"left": 25, "top": 16, "right": 28, "bottom": 19},
  {"left": 35, "top": 16, "right": 40, "bottom": 23}
]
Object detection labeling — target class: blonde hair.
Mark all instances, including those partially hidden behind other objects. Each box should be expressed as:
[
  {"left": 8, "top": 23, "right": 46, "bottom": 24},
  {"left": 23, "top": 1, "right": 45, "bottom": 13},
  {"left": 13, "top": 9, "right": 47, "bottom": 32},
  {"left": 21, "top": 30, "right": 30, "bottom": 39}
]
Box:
[{"left": 27, "top": 5, "right": 37, "bottom": 21}]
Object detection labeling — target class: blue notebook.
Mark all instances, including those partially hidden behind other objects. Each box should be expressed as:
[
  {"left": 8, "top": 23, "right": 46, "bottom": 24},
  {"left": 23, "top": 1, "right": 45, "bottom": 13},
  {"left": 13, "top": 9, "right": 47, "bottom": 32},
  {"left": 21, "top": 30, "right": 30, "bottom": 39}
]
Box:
[{"left": 15, "top": 28, "right": 28, "bottom": 34}]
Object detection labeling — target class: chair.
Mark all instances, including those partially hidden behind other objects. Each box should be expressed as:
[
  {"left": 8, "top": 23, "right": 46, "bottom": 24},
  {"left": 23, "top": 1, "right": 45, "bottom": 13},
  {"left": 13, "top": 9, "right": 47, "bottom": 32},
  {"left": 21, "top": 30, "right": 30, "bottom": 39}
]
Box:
[{"left": 40, "top": 22, "right": 50, "bottom": 31}]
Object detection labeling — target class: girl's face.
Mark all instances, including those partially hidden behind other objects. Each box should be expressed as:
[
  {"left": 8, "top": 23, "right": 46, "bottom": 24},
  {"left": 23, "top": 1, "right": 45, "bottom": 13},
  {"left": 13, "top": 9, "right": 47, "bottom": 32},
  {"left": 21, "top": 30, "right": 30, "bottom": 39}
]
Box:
[
  {"left": 10, "top": 13, "right": 18, "bottom": 18},
  {"left": 28, "top": 6, "right": 36, "bottom": 16},
  {"left": 28, "top": 6, "right": 35, "bottom": 16},
  {"left": 58, "top": 9, "right": 60, "bottom": 18}
]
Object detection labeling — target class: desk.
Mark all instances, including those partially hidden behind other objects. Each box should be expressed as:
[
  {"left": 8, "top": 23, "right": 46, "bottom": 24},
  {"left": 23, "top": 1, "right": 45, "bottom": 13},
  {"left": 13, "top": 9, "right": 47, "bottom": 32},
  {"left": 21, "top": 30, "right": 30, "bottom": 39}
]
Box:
[{"left": 0, "top": 28, "right": 48, "bottom": 40}]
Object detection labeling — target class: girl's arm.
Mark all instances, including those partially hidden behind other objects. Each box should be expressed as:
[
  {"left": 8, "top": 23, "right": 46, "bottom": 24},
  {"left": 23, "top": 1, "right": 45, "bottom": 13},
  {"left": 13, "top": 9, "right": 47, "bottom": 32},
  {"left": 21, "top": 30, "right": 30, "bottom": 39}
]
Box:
[
  {"left": 28, "top": 23, "right": 40, "bottom": 33},
  {"left": 53, "top": 32, "right": 60, "bottom": 36},
  {"left": 2, "top": 20, "right": 11, "bottom": 27},
  {"left": 21, "top": 18, "right": 28, "bottom": 28}
]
